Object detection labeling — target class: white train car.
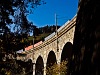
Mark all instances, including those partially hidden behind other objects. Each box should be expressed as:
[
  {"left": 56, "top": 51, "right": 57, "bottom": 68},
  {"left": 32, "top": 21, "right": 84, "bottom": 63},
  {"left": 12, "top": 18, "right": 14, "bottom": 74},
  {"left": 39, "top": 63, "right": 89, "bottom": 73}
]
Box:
[
  {"left": 44, "top": 20, "right": 70, "bottom": 41},
  {"left": 57, "top": 20, "right": 70, "bottom": 32},
  {"left": 44, "top": 32, "right": 55, "bottom": 41}
]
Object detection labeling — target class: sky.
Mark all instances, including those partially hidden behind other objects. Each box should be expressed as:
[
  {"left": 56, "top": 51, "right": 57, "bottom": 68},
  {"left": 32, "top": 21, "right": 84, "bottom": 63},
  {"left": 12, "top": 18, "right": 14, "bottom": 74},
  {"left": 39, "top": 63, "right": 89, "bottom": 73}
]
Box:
[{"left": 27, "top": 0, "right": 79, "bottom": 28}]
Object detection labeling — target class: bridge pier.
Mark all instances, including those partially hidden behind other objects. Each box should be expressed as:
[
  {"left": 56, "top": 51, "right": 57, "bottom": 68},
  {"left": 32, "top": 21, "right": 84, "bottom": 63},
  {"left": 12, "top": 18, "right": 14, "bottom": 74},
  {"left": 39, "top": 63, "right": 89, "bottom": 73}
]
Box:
[
  {"left": 32, "top": 63, "right": 35, "bottom": 75},
  {"left": 43, "top": 63, "right": 46, "bottom": 75},
  {"left": 32, "top": 63, "right": 47, "bottom": 75}
]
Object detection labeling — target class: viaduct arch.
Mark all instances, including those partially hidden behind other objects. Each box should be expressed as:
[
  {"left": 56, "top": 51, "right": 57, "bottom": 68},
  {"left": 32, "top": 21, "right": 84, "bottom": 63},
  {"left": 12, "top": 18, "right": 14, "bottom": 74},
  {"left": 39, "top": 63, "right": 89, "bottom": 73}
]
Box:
[
  {"left": 35, "top": 56, "right": 44, "bottom": 75},
  {"left": 46, "top": 51, "right": 57, "bottom": 74},
  {"left": 61, "top": 42, "right": 73, "bottom": 75}
]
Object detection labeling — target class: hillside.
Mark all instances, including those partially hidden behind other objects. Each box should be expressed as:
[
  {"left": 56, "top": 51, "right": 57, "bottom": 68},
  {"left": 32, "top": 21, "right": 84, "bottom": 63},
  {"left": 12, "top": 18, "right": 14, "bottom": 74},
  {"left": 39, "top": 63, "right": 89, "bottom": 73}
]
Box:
[
  {"left": 27, "top": 25, "right": 60, "bottom": 46},
  {"left": 28, "top": 32, "right": 51, "bottom": 43}
]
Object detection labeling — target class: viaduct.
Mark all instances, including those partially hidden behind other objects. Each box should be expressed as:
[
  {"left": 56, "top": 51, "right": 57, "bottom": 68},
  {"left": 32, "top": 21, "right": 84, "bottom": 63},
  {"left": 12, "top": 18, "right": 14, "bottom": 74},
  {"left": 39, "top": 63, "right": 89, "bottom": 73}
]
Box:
[
  {"left": 17, "top": 0, "right": 100, "bottom": 75},
  {"left": 17, "top": 15, "right": 76, "bottom": 75}
]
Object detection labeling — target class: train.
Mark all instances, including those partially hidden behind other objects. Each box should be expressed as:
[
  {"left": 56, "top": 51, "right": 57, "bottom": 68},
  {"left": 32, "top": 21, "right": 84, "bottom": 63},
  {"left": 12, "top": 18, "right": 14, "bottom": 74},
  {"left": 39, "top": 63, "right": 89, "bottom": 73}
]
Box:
[
  {"left": 16, "top": 20, "right": 71, "bottom": 53},
  {"left": 16, "top": 41, "right": 43, "bottom": 53}
]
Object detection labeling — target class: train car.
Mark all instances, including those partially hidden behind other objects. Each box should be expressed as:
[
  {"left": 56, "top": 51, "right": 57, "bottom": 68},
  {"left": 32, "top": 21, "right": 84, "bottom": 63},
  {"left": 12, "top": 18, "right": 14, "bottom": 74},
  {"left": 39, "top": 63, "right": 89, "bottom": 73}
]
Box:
[
  {"left": 57, "top": 20, "right": 70, "bottom": 32},
  {"left": 25, "top": 41, "right": 43, "bottom": 51},
  {"left": 44, "top": 20, "right": 70, "bottom": 41},
  {"left": 34, "top": 41, "right": 42, "bottom": 47},
  {"left": 25, "top": 45, "right": 33, "bottom": 51},
  {"left": 44, "top": 32, "right": 55, "bottom": 41}
]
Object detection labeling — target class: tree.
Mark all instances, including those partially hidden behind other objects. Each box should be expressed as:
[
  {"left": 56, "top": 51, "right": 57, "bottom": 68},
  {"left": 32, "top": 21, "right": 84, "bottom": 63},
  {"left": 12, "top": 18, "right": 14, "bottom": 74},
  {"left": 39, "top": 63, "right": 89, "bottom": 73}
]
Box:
[
  {"left": 0, "top": 0, "right": 45, "bottom": 53},
  {"left": 0, "top": 0, "right": 45, "bottom": 74}
]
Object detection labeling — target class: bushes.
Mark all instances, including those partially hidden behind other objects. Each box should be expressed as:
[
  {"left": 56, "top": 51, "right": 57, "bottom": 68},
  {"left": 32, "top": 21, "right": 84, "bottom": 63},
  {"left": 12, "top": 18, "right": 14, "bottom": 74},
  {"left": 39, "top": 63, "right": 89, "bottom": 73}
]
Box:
[{"left": 46, "top": 60, "right": 68, "bottom": 75}]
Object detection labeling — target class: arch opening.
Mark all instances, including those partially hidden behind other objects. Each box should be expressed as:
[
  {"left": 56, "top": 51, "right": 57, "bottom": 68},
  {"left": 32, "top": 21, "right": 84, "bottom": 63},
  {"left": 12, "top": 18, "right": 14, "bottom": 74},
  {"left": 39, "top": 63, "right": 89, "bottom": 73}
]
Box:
[
  {"left": 35, "top": 56, "right": 44, "bottom": 75},
  {"left": 61, "top": 42, "right": 73, "bottom": 75},
  {"left": 47, "top": 51, "right": 57, "bottom": 67},
  {"left": 25, "top": 59, "right": 33, "bottom": 75},
  {"left": 46, "top": 51, "right": 57, "bottom": 74}
]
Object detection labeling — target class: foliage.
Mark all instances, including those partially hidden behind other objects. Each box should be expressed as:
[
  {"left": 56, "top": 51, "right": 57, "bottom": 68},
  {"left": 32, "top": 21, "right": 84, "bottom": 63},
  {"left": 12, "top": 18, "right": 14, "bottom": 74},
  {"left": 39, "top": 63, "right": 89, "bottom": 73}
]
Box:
[
  {"left": 0, "top": 0, "right": 44, "bottom": 53},
  {"left": 0, "top": 0, "right": 45, "bottom": 75},
  {"left": 46, "top": 60, "right": 68, "bottom": 75},
  {"left": 0, "top": 59, "right": 33, "bottom": 75}
]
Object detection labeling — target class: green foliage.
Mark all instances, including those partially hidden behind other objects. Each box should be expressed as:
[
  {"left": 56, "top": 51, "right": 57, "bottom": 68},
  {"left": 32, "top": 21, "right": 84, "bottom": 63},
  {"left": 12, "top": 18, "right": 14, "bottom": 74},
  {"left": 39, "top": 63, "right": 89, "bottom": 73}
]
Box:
[
  {"left": 28, "top": 25, "right": 61, "bottom": 45},
  {"left": 0, "top": 0, "right": 45, "bottom": 75},
  {"left": 28, "top": 33, "right": 50, "bottom": 43},
  {"left": 0, "top": 0, "right": 43, "bottom": 53},
  {"left": 46, "top": 60, "right": 68, "bottom": 75}
]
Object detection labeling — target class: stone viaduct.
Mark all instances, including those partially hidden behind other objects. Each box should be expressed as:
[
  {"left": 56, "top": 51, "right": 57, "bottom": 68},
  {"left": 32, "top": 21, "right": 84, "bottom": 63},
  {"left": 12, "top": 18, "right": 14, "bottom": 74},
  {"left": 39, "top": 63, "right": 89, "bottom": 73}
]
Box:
[{"left": 17, "top": 14, "right": 76, "bottom": 75}]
